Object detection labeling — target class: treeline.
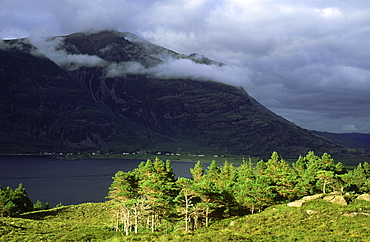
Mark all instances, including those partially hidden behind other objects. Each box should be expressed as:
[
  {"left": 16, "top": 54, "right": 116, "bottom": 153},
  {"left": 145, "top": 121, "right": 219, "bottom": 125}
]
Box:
[
  {"left": 107, "top": 151, "right": 370, "bottom": 235},
  {"left": 0, "top": 184, "right": 33, "bottom": 217},
  {"left": 0, "top": 183, "right": 61, "bottom": 217}
]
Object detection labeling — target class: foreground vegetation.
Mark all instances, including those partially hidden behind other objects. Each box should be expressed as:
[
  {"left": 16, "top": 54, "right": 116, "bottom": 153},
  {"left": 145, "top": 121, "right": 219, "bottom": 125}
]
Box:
[
  {"left": 1, "top": 151, "right": 370, "bottom": 241},
  {"left": 106, "top": 151, "right": 370, "bottom": 235},
  {"left": 0, "top": 199, "right": 369, "bottom": 241}
]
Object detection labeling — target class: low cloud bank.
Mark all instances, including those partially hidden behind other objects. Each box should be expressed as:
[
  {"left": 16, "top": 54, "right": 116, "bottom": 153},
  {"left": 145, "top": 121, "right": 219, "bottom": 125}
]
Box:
[
  {"left": 0, "top": 38, "right": 32, "bottom": 51},
  {"left": 27, "top": 35, "right": 251, "bottom": 87},
  {"left": 106, "top": 58, "right": 250, "bottom": 86},
  {"left": 29, "top": 36, "right": 107, "bottom": 70}
]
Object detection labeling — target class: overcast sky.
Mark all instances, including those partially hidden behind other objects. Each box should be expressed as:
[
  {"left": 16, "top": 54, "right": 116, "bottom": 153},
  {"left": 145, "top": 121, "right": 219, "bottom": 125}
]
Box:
[{"left": 1, "top": 0, "right": 369, "bottom": 133}]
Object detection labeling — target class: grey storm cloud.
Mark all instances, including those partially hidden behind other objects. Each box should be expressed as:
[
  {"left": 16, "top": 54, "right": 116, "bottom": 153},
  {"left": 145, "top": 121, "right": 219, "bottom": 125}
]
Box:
[{"left": 1, "top": 0, "right": 369, "bottom": 133}]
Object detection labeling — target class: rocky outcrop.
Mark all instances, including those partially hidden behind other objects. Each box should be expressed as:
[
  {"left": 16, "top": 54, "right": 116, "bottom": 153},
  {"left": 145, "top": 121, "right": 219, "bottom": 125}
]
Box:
[
  {"left": 323, "top": 195, "right": 351, "bottom": 205},
  {"left": 305, "top": 210, "right": 319, "bottom": 215},
  {"left": 356, "top": 194, "right": 370, "bottom": 202},
  {"left": 301, "top": 194, "right": 324, "bottom": 201},
  {"left": 287, "top": 194, "right": 324, "bottom": 207},
  {"left": 342, "top": 212, "right": 370, "bottom": 217},
  {"left": 287, "top": 193, "right": 361, "bottom": 207},
  {"left": 287, "top": 200, "right": 305, "bottom": 207}
]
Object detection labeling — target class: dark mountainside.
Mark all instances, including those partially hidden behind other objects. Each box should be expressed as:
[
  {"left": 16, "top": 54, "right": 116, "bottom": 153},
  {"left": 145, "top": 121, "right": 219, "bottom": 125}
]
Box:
[
  {"left": 341, "top": 133, "right": 370, "bottom": 145},
  {"left": 313, "top": 131, "right": 370, "bottom": 150},
  {"left": 0, "top": 30, "right": 359, "bottom": 157}
]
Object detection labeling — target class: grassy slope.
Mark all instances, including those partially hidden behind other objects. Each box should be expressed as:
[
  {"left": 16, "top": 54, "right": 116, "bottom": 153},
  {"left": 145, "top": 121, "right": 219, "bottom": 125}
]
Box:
[
  {"left": 183, "top": 199, "right": 370, "bottom": 242},
  {"left": 0, "top": 203, "right": 116, "bottom": 241},
  {"left": 1, "top": 199, "right": 369, "bottom": 241}
]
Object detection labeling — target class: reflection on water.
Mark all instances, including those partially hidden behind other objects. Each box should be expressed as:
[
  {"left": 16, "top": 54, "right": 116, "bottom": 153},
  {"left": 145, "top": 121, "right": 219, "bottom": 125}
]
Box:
[{"left": 0, "top": 155, "right": 201, "bottom": 206}]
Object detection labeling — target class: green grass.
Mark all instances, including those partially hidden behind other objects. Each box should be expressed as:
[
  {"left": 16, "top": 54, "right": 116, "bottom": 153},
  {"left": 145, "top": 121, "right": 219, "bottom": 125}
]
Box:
[
  {"left": 1, "top": 198, "right": 369, "bottom": 241},
  {"left": 153, "top": 199, "right": 370, "bottom": 242},
  {"left": 0, "top": 204, "right": 117, "bottom": 241}
]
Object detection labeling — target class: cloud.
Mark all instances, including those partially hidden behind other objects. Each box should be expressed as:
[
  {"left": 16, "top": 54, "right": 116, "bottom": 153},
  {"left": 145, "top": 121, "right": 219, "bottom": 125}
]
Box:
[
  {"left": 106, "top": 58, "right": 250, "bottom": 87},
  {"left": 106, "top": 62, "right": 147, "bottom": 77},
  {"left": 28, "top": 35, "right": 107, "bottom": 70},
  {"left": 1, "top": 0, "right": 370, "bottom": 133},
  {"left": 148, "top": 59, "right": 249, "bottom": 86},
  {"left": 0, "top": 38, "right": 29, "bottom": 51}
]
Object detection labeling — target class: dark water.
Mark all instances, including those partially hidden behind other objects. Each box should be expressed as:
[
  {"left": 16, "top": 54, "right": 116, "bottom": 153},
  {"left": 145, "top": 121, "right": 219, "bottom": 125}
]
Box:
[{"left": 0, "top": 155, "right": 200, "bottom": 206}]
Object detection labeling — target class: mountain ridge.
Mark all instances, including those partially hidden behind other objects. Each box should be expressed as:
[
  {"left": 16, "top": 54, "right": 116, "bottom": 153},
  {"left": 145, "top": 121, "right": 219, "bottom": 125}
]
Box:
[
  {"left": 312, "top": 131, "right": 370, "bottom": 150},
  {"left": 0, "top": 30, "right": 362, "bottom": 157}
]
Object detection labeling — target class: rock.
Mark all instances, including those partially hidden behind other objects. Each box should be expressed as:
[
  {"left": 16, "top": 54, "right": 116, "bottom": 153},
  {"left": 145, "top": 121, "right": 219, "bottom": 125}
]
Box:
[
  {"left": 356, "top": 194, "right": 370, "bottom": 202},
  {"left": 330, "top": 191, "right": 343, "bottom": 195},
  {"left": 306, "top": 210, "right": 319, "bottom": 215},
  {"left": 287, "top": 194, "right": 325, "bottom": 207},
  {"left": 342, "top": 212, "right": 370, "bottom": 217},
  {"left": 323, "top": 195, "right": 335, "bottom": 202},
  {"left": 329, "top": 196, "right": 350, "bottom": 205},
  {"left": 287, "top": 200, "right": 305, "bottom": 207},
  {"left": 301, "top": 194, "right": 324, "bottom": 201}
]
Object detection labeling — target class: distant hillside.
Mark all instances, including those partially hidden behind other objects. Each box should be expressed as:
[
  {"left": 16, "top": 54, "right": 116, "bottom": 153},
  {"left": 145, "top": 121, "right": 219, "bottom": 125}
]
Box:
[
  {"left": 341, "top": 133, "right": 370, "bottom": 145},
  {"left": 313, "top": 131, "right": 370, "bottom": 150},
  {"left": 0, "top": 30, "right": 355, "bottom": 157}
]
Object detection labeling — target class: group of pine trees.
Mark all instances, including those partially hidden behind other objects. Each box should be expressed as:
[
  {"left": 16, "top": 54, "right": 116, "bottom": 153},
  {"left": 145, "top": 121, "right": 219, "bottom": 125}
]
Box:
[
  {"left": 0, "top": 183, "right": 33, "bottom": 217},
  {"left": 107, "top": 151, "right": 370, "bottom": 235},
  {"left": 0, "top": 183, "right": 55, "bottom": 217}
]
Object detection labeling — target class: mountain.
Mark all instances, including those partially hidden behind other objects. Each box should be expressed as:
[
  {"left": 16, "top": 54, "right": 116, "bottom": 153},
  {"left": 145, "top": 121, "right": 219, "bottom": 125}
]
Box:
[
  {"left": 340, "top": 133, "right": 370, "bottom": 145},
  {"left": 0, "top": 30, "right": 356, "bottom": 157},
  {"left": 312, "top": 131, "right": 370, "bottom": 150}
]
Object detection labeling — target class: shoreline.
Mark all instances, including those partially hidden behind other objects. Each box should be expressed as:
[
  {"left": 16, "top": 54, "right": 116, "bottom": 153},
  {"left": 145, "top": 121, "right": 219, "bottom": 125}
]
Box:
[{"left": 0, "top": 153, "right": 251, "bottom": 164}]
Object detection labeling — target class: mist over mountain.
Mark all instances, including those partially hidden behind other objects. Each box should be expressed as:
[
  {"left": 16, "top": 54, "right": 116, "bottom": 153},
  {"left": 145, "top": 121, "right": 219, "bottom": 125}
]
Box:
[{"left": 0, "top": 30, "right": 360, "bottom": 157}]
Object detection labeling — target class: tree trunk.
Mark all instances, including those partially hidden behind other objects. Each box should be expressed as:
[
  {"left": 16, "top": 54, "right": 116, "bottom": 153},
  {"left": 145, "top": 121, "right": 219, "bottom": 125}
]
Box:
[
  {"left": 147, "top": 216, "right": 150, "bottom": 230},
  {"left": 151, "top": 214, "right": 155, "bottom": 233},
  {"left": 185, "top": 195, "right": 189, "bottom": 232},
  {"left": 115, "top": 210, "right": 120, "bottom": 232},
  {"left": 193, "top": 214, "right": 199, "bottom": 230},
  {"left": 134, "top": 207, "right": 138, "bottom": 234},
  {"left": 125, "top": 209, "right": 130, "bottom": 236},
  {"left": 205, "top": 208, "right": 209, "bottom": 227}
]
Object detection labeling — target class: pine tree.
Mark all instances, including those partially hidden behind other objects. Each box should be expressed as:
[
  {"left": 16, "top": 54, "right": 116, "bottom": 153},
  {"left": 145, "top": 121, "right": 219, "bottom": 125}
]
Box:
[
  {"left": 137, "top": 158, "right": 178, "bottom": 232},
  {"left": 13, "top": 183, "right": 33, "bottom": 214},
  {"left": 218, "top": 160, "right": 236, "bottom": 191},
  {"left": 316, "top": 170, "right": 335, "bottom": 193},
  {"left": 33, "top": 200, "right": 43, "bottom": 210},
  {"left": 0, "top": 186, "right": 13, "bottom": 217},
  {"left": 265, "top": 152, "right": 296, "bottom": 200},
  {"left": 0, "top": 184, "right": 33, "bottom": 217},
  {"left": 205, "top": 160, "right": 220, "bottom": 182},
  {"left": 190, "top": 161, "right": 204, "bottom": 183},
  {"left": 175, "top": 177, "right": 195, "bottom": 232},
  {"left": 108, "top": 171, "right": 139, "bottom": 235},
  {"left": 351, "top": 162, "right": 370, "bottom": 193},
  {"left": 108, "top": 171, "right": 137, "bottom": 203},
  {"left": 44, "top": 202, "right": 51, "bottom": 210}
]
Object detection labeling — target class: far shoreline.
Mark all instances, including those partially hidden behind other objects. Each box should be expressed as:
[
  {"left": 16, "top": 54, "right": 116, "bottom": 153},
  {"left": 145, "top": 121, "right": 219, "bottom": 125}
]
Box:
[{"left": 0, "top": 152, "right": 253, "bottom": 164}]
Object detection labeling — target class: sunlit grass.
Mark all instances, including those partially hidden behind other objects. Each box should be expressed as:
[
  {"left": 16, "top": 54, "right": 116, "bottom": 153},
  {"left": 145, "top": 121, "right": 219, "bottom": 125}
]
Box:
[{"left": 1, "top": 198, "right": 369, "bottom": 241}]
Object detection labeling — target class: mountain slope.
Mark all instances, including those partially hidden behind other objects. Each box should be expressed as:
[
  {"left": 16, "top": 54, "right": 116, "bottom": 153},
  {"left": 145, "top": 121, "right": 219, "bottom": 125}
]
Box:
[
  {"left": 0, "top": 30, "right": 352, "bottom": 157},
  {"left": 313, "top": 131, "right": 370, "bottom": 150},
  {"left": 0, "top": 40, "right": 154, "bottom": 153},
  {"left": 341, "top": 133, "right": 370, "bottom": 145}
]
